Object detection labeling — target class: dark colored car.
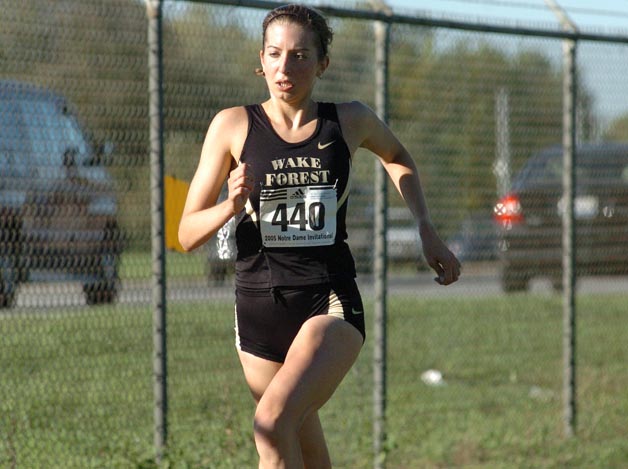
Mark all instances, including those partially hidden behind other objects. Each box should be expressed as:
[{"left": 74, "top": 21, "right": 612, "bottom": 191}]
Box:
[
  {"left": 0, "top": 80, "right": 122, "bottom": 307},
  {"left": 448, "top": 211, "right": 499, "bottom": 263},
  {"left": 493, "top": 142, "right": 628, "bottom": 292}
]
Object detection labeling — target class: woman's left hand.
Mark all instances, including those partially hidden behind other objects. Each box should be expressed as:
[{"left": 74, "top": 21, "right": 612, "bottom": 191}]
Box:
[{"left": 419, "top": 221, "right": 461, "bottom": 285}]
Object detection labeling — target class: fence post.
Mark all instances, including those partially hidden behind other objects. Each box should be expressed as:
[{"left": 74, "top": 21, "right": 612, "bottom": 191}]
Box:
[
  {"left": 372, "top": 6, "right": 391, "bottom": 468},
  {"left": 147, "top": 0, "right": 168, "bottom": 462},
  {"left": 561, "top": 36, "right": 578, "bottom": 438},
  {"left": 544, "top": 0, "right": 578, "bottom": 438}
]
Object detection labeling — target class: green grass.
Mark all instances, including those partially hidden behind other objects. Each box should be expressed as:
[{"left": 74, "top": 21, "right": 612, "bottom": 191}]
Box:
[{"left": 1, "top": 293, "right": 627, "bottom": 468}]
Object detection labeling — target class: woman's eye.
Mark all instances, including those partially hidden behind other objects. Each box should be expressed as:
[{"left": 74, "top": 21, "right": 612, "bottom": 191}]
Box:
[{"left": 295, "top": 54, "right": 306, "bottom": 60}]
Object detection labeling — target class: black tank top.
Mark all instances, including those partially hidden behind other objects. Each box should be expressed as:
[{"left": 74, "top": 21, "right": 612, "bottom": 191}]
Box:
[{"left": 235, "top": 102, "right": 356, "bottom": 288}]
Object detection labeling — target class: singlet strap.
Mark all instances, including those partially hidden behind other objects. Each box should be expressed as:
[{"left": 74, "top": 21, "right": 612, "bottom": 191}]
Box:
[
  {"left": 244, "top": 104, "right": 265, "bottom": 132},
  {"left": 317, "top": 102, "right": 339, "bottom": 123}
]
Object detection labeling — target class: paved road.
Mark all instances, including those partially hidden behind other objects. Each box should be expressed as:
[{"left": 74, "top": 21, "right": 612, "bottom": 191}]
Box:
[{"left": 8, "top": 265, "right": 628, "bottom": 311}]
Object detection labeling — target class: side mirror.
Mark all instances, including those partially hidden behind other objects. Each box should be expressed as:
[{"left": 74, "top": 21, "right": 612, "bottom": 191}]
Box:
[
  {"left": 89, "top": 141, "right": 115, "bottom": 166},
  {"left": 63, "top": 147, "right": 78, "bottom": 168}
]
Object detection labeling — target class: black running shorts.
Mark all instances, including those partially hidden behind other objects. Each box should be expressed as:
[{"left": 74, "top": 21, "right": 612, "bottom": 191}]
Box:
[{"left": 234, "top": 278, "right": 366, "bottom": 363}]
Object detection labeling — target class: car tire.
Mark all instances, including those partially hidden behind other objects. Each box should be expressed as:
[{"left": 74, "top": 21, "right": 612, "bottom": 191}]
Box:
[
  {"left": 207, "top": 262, "right": 228, "bottom": 286},
  {"left": 502, "top": 266, "right": 530, "bottom": 293},
  {"left": 83, "top": 223, "right": 121, "bottom": 305},
  {"left": 0, "top": 214, "right": 22, "bottom": 308},
  {"left": 0, "top": 255, "right": 18, "bottom": 308},
  {"left": 83, "top": 253, "right": 119, "bottom": 305},
  {"left": 352, "top": 246, "right": 373, "bottom": 275}
]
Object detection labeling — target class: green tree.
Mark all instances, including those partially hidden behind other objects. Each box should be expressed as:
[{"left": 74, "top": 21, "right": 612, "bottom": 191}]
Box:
[
  {"left": 0, "top": 1, "right": 601, "bottom": 244},
  {"left": 387, "top": 35, "right": 595, "bottom": 234},
  {"left": 605, "top": 114, "right": 628, "bottom": 141}
]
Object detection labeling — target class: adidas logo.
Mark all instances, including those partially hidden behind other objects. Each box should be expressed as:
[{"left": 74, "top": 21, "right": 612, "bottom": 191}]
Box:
[{"left": 290, "top": 188, "right": 306, "bottom": 199}]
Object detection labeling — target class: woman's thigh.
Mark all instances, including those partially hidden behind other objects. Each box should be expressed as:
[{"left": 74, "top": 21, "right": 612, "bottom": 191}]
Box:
[
  {"left": 238, "top": 348, "right": 331, "bottom": 464},
  {"left": 257, "top": 315, "right": 363, "bottom": 425}
]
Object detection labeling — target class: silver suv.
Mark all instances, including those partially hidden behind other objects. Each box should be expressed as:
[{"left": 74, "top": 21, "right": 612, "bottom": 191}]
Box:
[{"left": 0, "top": 80, "right": 122, "bottom": 307}]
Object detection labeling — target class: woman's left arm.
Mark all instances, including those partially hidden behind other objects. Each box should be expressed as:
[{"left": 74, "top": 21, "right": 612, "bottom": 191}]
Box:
[{"left": 342, "top": 101, "right": 461, "bottom": 285}]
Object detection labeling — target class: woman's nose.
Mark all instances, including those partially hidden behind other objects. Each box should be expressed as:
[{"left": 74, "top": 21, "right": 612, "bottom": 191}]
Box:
[{"left": 278, "top": 54, "right": 291, "bottom": 74}]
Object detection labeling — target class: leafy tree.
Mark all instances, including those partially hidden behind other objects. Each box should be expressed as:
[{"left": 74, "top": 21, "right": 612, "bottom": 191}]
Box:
[
  {"left": 605, "top": 114, "right": 628, "bottom": 141},
  {"left": 0, "top": 1, "right": 601, "bottom": 244},
  {"left": 386, "top": 34, "right": 595, "bottom": 234}
]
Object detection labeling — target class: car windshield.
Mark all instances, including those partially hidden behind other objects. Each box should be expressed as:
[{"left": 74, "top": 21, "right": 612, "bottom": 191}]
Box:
[
  {"left": 0, "top": 97, "right": 29, "bottom": 177},
  {"left": 19, "top": 97, "right": 92, "bottom": 172}
]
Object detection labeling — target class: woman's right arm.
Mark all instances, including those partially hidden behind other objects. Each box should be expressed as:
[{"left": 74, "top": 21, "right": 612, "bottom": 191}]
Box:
[{"left": 178, "top": 107, "right": 252, "bottom": 252}]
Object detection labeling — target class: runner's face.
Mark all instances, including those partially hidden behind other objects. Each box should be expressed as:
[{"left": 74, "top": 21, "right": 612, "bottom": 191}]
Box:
[{"left": 260, "top": 21, "right": 327, "bottom": 102}]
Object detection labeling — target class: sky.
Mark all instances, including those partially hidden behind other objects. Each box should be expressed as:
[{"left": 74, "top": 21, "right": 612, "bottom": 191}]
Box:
[{"left": 382, "top": 0, "right": 628, "bottom": 33}]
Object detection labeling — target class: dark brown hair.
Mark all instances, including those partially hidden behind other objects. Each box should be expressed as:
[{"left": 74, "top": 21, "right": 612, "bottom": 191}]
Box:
[{"left": 261, "top": 4, "right": 333, "bottom": 59}]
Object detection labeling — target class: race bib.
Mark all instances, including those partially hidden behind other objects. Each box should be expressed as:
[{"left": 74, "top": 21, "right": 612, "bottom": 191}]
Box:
[{"left": 259, "top": 186, "right": 337, "bottom": 247}]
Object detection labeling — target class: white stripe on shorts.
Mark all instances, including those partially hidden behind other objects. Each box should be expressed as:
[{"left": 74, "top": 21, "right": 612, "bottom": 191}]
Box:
[
  {"left": 327, "top": 289, "right": 345, "bottom": 320},
  {"left": 234, "top": 303, "right": 242, "bottom": 351}
]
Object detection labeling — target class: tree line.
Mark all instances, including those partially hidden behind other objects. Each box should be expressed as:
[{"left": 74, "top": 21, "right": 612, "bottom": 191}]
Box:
[{"left": 2, "top": 0, "right": 626, "bottom": 247}]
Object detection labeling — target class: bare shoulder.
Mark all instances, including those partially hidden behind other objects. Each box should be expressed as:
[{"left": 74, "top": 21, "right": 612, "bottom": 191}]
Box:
[
  {"left": 337, "top": 101, "right": 403, "bottom": 160},
  {"left": 205, "top": 105, "right": 249, "bottom": 161},
  {"left": 336, "top": 101, "right": 379, "bottom": 154},
  {"left": 209, "top": 106, "right": 248, "bottom": 134},
  {"left": 336, "top": 100, "right": 375, "bottom": 122}
]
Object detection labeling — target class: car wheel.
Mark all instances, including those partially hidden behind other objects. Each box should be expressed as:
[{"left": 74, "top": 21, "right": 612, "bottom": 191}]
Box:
[
  {"left": 207, "top": 261, "right": 228, "bottom": 286},
  {"left": 352, "top": 246, "right": 373, "bottom": 275},
  {"left": 502, "top": 266, "right": 530, "bottom": 293},
  {"left": 83, "top": 252, "right": 119, "bottom": 305},
  {"left": 0, "top": 255, "right": 18, "bottom": 308},
  {"left": 0, "top": 214, "right": 22, "bottom": 308},
  {"left": 550, "top": 275, "right": 561, "bottom": 292},
  {"left": 83, "top": 223, "right": 121, "bottom": 305}
]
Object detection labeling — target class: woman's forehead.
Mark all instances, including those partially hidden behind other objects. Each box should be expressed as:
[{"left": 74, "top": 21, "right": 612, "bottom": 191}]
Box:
[{"left": 264, "top": 21, "right": 317, "bottom": 49}]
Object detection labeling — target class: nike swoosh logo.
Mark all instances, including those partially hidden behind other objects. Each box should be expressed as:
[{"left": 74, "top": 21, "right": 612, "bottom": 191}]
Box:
[{"left": 317, "top": 140, "right": 336, "bottom": 150}]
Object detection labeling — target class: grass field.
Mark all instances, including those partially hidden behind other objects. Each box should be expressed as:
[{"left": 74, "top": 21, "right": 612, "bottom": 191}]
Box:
[{"left": 1, "top": 292, "right": 627, "bottom": 468}]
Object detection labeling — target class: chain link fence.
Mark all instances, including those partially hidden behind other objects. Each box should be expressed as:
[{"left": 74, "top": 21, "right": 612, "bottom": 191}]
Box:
[{"left": 2, "top": 0, "right": 628, "bottom": 467}]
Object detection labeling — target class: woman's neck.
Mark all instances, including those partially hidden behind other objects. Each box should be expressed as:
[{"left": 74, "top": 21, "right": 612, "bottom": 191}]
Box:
[
  {"left": 261, "top": 99, "right": 319, "bottom": 144},
  {"left": 263, "top": 98, "right": 317, "bottom": 131}
]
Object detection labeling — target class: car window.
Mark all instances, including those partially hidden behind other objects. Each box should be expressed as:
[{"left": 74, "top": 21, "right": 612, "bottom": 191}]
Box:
[
  {"left": 0, "top": 98, "right": 29, "bottom": 178},
  {"left": 544, "top": 153, "right": 563, "bottom": 182},
  {"left": 514, "top": 151, "right": 561, "bottom": 188},
  {"left": 580, "top": 151, "right": 628, "bottom": 186},
  {"left": 539, "top": 152, "right": 595, "bottom": 184},
  {"left": 19, "top": 97, "right": 92, "bottom": 179},
  {"left": 60, "top": 109, "right": 92, "bottom": 165}
]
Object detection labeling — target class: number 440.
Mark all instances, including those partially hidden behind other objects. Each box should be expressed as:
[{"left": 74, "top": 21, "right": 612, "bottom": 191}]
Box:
[{"left": 271, "top": 202, "right": 326, "bottom": 232}]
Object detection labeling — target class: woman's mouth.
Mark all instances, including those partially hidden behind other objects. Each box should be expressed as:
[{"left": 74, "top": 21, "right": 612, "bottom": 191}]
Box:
[{"left": 277, "top": 80, "right": 294, "bottom": 91}]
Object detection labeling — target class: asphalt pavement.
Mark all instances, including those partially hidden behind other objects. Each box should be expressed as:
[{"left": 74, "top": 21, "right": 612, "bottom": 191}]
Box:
[{"left": 7, "top": 262, "right": 628, "bottom": 311}]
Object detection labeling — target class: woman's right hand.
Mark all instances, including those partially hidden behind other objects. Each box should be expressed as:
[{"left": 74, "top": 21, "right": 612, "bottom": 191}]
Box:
[{"left": 228, "top": 162, "right": 255, "bottom": 215}]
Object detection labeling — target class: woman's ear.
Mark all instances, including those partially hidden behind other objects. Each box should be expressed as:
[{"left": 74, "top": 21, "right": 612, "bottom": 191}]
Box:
[{"left": 318, "top": 56, "right": 330, "bottom": 78}]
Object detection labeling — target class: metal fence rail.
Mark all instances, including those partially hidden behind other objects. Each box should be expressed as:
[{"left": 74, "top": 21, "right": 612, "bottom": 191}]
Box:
[{"left": 2, "top": 0, "right": 628, "bottom": 467}]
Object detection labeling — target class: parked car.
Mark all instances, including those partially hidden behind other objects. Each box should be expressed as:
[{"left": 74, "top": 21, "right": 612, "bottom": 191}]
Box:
[
  {"left": 493, "top": 142, "right": 628, "bottom": 292},
  {"left": 448, "top": 211, "right": 499, "bottom": 262},
  {"left": 0, "top": 80, "right": 123, "bottom": 307}
]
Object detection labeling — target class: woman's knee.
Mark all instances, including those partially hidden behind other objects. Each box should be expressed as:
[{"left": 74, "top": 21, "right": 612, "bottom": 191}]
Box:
[{"left": 253, "top": 401, "right": 295, "bottom": 447}]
